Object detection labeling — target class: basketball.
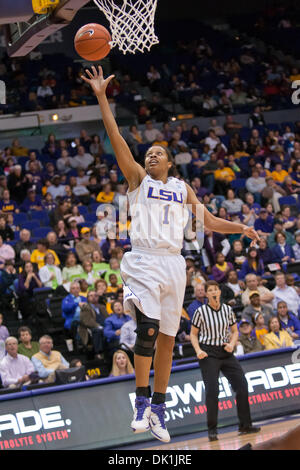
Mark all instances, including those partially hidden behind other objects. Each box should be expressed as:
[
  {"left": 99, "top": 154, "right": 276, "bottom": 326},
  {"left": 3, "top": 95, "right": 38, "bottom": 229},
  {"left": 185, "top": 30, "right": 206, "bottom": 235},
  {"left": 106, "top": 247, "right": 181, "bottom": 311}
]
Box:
[{"left": 74, "top": 23, "right": 111, "bottom": 61}]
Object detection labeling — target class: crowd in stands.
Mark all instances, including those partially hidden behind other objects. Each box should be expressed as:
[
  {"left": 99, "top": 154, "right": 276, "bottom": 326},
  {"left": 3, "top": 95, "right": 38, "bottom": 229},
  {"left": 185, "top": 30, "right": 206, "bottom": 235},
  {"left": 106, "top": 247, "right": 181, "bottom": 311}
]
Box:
[
  {"left": 0, "top": 15, "right": 299, "bottom": 119},
  {"left": 0, "top": 96, "right": 300, "bottom": 388}
]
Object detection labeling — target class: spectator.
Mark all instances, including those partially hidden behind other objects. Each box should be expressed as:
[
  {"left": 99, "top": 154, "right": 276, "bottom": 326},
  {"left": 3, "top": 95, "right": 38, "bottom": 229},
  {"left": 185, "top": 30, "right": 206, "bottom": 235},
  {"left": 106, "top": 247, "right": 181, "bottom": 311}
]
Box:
[
  {"left": 17, "top": 326, "right": 40, "bottom": 359},
  {"left": 76, "top": 227, "right": 100, "bottom": 263},
  {"left": 239, "top": 247, "right": 264, "bottom": 279},
  {"left": 245, "top": 168, "right": 266, "bottom": 201},
  {"left": 237, "top": 318, "right": 264, "bottom": 354},
  {"left": 271, "top": 163, "right": 289, "bottom": 184},
  {"left": 96, "top": 182, "right": 115, "bottom": 204},
  {"left": 143, "top": 121, "right": 161, "bottom": 143},
  {"left": 0, "top": 336, "right": 37, "bottom": 388},
  {"left": 109, "top": 349, "right": 134, "bottom": 377},
  {"left": 276, "top": 301, "right": 300, "bottom": 341},
  {"left": 272, "top": 272, "right": 300, "bottom": 315},
  {"left": 214, "top": 160, "right": 235, "bottom": 195},
  {"left": 103, "top": 257, "right": 122, "bottom": 285},
  {"left": 187, "top": 283, "right": 206, "bottom": 320},
  {"left": 248, "top": 106, "right": 266, "bottom": 128},
  {"left": 263, "top": 317, "right": 294, "bottom": 350},
  {"left": 61, "top": 281, "right": 87, "bottom": 333},
  {"left": 0, "top": 235, "right": 15, "bottom": 266},
  {"left": 226, "top": 269, "right": 244, "bottom": 298},
  {"left": 293, "top": 230, "right": 300, "bottom": 260},
  {"left": 261, "top": 177, "right": 286, "bottom": 213},
  {"left": 267, "top": 219, "right": 295, "bottom": 249},
  {"left": 38, "top": 252, "right": 63, "bottom": 289},
  {"left": 0, "top": 313, "right": 9, "bottom": 342},
  {"left": 252, "top": 312, "right": 268, "bottom": 346},
  {"left": 226, "top": 239, "right": 247, "bottom": 272},
  {"left": 17, "top": 261, "right": 42, "bottom": 318},
  {"left": 79, "top": 290, "right": 109, "bottom": 358},
  {"left": 56, "top": 149, "right": 73, "bottom": 175},
  {"left": 31, "top": 335, "right": 69, "bottom": 383},
  {"left": 221, "top": 189, "right": 244, "bottom": 215},
  {"left": 72, "top": 145, "right": 94, "bottom": 169},
  {"left": 257, "top": 237, "right": 274, "bottom": 267},
  {"left": 241, "top": 273, "right": 274, "bottom": 307},
  {"left": 0, "top": 189, "right": 19, "bottom": 214},
  {"left": 119, "top": 317, "right": 137, "bottom": 352},
  {"left": 30, "top": 239, "right": 60, "bottom": 270},
  {"left": 212, "top": 252, "right": 234, "bottom": 283},
  {"left": 242, "top": 291, "right": 274, "bottom": 325},
  {"left": 202, "top": 229, "right": 231, "bottom": 268},
  {"left": 62, "top": 252, "right": 84, "bottom": 284},
  {"left": 0, "top": 215, "right": 14, "bottom": 242},
  {"left": 47, "top": 175, "right": 66, "bottom": 200},
  {"left": 103, "top": 301, "right": 131, "bottom": 354},
  {"left": 272, "top": 231, "right": 295, "bottom": 266},
  {"left": 20, "top": 189, "right": 43, "bottom": 212},
  {"left": 254, "top": 208, "right": 274, "bottom": 237}
]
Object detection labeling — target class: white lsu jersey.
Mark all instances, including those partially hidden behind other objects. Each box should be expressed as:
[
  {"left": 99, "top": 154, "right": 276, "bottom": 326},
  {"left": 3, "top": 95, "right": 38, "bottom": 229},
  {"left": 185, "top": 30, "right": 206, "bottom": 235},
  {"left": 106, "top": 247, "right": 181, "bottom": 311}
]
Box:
[{"left": 127, "top": 175, "right": 189, "bottom": 254}]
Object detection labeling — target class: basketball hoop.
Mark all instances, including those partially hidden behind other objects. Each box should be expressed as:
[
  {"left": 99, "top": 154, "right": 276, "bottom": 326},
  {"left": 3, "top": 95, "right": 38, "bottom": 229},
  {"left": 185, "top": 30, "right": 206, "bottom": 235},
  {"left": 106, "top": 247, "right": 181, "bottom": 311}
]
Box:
[{"left": 93, "top": 0, "right": 159, "bottom": 54}]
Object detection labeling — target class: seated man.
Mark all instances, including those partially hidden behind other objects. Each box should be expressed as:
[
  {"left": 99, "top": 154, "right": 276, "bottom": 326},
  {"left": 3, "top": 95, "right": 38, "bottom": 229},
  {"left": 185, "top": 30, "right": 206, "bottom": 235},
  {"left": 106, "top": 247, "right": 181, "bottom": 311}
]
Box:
[
  {"left": 31, "top": 335, "right": 69, "bottom": 383},
  {"left": 242, "top": 291, "right": 275, "bottom": 325},
  {"left": 0, "top": 336, "right": 37, "bottom": 388},
  {"left": 61, "top": 281, "right": 87, "bottom": 334},
  {"left": 237, "top": 319, "right": 264, "bottom": 355},
  {"left": 78, "top": 290, "right": 109, "bottom": 358},
  {"left": 241, "top": 273, "right": 274, "bottom": 308},
  {"left": 187, "top": 283, "right": 206, "bottom": 320},
  {"left": 103, "top": 301, "right": 131, "bottom": 354}
]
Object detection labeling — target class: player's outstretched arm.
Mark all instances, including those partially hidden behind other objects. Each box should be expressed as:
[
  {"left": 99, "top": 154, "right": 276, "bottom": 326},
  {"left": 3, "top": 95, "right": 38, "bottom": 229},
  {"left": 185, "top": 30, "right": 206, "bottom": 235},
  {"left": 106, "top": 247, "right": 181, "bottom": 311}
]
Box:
[
  {"left": 81, "top": 66, "right": 146, "bottom": 190},
  {"left": 185, "top": 183, "right": 260, "bottom": 245}
]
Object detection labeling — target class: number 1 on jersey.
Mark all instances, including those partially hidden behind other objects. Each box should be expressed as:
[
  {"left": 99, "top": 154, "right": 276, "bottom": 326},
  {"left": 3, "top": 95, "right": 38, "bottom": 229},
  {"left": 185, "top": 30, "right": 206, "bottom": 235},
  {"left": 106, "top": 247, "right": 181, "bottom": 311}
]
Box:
[{"left": 163, "top": 204, "right": 170, "bottom": 224}]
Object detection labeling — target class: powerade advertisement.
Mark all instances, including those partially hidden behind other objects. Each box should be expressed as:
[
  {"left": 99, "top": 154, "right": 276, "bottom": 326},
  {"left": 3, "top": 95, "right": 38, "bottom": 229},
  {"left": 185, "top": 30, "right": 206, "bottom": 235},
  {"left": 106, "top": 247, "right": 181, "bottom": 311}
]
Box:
[{"left": 0, "top": 348, "right": 299, "bottom": 450}]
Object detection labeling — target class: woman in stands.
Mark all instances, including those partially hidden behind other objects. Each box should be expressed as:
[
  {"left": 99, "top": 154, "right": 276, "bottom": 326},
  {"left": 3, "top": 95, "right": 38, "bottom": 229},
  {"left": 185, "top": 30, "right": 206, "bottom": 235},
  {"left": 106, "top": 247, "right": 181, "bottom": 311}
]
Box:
[{"left": 110, "top": 350, "right": 134, "bottom": 377}]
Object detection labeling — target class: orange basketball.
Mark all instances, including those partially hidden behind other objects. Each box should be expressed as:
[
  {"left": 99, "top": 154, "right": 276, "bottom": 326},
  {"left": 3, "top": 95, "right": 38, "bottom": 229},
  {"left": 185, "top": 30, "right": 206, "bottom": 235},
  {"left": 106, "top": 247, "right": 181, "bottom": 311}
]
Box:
[{"left": 74, "top": 23, "right": 111, "bottom": 61}]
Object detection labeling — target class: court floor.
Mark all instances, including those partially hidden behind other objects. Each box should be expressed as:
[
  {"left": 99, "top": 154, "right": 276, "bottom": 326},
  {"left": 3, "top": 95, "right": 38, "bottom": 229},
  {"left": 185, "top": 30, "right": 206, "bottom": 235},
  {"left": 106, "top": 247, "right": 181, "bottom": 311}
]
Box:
[{"left": 141, "top": 414, "right": 300, "bottom": 451}]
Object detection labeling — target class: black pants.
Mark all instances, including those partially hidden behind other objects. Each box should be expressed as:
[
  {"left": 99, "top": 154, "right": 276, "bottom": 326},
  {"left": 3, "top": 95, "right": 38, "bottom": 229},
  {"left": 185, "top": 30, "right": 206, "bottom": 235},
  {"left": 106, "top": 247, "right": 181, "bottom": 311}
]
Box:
[
  {"left": 91, "top": 328, "right": 105, "bottom": 354},
  {"left": 198, "top": 344, "right": 251, "bottom": 433}
]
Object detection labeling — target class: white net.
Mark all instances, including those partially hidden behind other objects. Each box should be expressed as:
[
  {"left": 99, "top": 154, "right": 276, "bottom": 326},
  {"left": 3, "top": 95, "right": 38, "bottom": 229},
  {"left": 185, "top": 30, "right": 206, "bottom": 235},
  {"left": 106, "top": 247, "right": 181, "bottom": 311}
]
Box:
[{"left": 93, "top": 0, "right": 159, "bottom": 54}]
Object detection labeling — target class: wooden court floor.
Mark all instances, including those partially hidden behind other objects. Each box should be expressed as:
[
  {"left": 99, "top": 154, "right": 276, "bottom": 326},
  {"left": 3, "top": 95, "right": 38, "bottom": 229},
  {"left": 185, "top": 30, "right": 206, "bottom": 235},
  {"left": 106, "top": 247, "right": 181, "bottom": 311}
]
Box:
[{"left": 144, "top": 416, "right": 300, "bottom": 450}]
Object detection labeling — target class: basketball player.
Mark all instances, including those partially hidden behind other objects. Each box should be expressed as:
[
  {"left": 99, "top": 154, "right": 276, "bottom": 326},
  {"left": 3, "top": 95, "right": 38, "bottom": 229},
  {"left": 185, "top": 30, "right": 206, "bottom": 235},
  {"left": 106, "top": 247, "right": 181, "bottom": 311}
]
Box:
[{"left": 82, "top": 66, "right": 260, "bottom": 443}]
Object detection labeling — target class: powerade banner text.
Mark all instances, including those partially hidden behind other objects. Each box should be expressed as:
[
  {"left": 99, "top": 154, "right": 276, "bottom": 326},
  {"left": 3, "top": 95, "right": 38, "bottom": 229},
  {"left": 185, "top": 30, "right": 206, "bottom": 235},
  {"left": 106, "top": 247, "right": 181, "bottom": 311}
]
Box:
[{"left": 0, "top": 349, "right": 299, "bottom": 450}]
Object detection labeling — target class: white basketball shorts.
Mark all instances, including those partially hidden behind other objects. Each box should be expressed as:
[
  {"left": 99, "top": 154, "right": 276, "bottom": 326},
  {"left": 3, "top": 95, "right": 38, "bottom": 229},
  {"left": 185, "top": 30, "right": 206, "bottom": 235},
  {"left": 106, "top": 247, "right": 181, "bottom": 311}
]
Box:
[{"left": 121, "top": 247, "right": 186, "bottom": 337}]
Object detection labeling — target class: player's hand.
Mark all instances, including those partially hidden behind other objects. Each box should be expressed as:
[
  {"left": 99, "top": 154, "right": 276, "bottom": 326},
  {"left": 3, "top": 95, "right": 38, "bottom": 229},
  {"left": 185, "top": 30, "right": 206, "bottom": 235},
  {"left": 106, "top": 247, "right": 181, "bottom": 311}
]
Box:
[
  {"left": 243, "top": 226, "right": 260, "bottom": 246},
  {"left": 223, "top": 343, "right": 234, "bottom": 353},
  {"left": 81, "top": 66, "right": 115, "bottom": 97},
  {"left": 197, "top": 350, "right": 208, "bottom": 360}
]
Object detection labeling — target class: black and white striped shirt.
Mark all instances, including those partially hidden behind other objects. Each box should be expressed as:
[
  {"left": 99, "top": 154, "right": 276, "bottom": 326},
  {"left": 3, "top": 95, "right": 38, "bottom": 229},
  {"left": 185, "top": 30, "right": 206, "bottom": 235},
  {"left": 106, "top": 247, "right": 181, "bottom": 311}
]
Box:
[{"left": 192, "top": 303, "right": 237, "bottom": 346}]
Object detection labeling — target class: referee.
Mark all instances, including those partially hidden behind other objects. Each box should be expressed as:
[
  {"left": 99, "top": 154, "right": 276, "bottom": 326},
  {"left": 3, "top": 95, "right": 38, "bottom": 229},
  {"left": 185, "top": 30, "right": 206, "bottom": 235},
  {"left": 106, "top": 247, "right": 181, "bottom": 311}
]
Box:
[{"left": 190, "top": 280, "right": 261, "bottom": 442}]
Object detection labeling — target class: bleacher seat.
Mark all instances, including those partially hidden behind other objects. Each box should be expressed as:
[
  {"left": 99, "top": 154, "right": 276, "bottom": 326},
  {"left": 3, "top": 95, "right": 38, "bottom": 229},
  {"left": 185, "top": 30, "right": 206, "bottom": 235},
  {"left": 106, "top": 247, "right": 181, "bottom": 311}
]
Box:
[
  {"left": 14, "top": 213, "right": 29, "bottom": 224},
  {"left": 231, "top": 179, "right": 247, "bottom": 190},
  {"left": 32, "top": 227, "right": 52, "bottom": 238},
  {"left": 22, "top": 221, "right": 37, "bottom": 231},
  {"left": 30, "top": 211, "right": 50, "bottom": 226},
  {"left": 78, "top": 206, "right": 88, "bottom": 215},
  {"left": 278, "top": 196, "right": 297, "bottom": 206}
]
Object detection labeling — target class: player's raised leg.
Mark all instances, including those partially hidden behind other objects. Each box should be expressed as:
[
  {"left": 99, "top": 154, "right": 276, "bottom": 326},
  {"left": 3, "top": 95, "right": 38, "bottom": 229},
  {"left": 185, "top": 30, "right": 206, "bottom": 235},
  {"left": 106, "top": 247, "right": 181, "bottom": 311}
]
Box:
[
  {"left": 131, "top": 308, "right": 159, "bottom": 434},
  {"left": 149, "top": 332, "right": 175, "bottom": 442}
]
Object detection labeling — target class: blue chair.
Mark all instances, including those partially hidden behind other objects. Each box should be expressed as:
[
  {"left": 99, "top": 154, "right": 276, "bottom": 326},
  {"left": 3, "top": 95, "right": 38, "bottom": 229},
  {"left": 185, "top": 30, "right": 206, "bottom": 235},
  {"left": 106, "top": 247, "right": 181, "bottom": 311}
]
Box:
[
  {"left": 14, "top": 213, "right": 29, "bottom": 225},
  {"left": 30, "top": 211, "right": 50, "bottom": 226},
  {"left": 231, "top": 179, "right": 247, "bottom": 190},
  {"left": 85, "top": 213, "right": 97, "bottom": 223},
  {"left": 32, "top": 227, "right": 52, "bottom": 238},
  {"left": 278, "top": 196, "right": 297, "bottom": 206},
  {"left": 78, "top": 206, "right": 89, "bottom": 215},
  {"left": 22, "top": 221, "right": 37, "bottom": 231}
]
